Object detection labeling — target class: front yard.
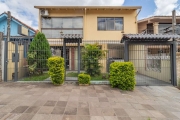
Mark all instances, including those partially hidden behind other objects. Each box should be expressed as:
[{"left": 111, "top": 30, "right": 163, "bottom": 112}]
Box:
[
  {"left": 66, "top": 72, "right": 109, "bottom": 81},
  {"left": 21, "top": 73, "right": 49, "bottom": 81}
]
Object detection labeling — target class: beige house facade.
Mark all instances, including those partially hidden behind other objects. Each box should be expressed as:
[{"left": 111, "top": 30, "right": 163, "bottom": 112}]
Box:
[
  {"left": 35, "top": 6, "right": 141, "bottom": 73},
  {"left": 35, "top": 6, "right": 141, "bottom": 40}
]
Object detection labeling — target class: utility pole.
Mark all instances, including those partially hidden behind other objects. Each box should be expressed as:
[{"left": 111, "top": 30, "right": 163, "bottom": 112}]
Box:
[
  {"left": 4, "top": 11, "right": 11, "bottom": 82},
  {"left": 172, "top": 10, "right": 176, "bottom": 34}
]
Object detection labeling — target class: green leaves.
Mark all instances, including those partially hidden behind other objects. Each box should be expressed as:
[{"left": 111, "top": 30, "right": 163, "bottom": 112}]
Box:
[
  {"left": 27, "top": 32, "right": 52, "bottom": 75},
  {"left": 82, "top": 43, "right": 106, "bottom": 76},
  {"left": 47, "top": 56, "right": 65, "bottom": 85},
  {"left": 109, "top": 62, "right": 136, "bottom": 91},
  {"left": 78, "top": 73, "right": 91, "bottom": 84}
]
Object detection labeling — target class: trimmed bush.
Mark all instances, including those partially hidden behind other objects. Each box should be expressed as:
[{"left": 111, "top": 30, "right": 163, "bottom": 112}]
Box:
[
  {"left": 78, "top": 73, "right": 91, "bottom": 85},
  {"left": 48, "top": 56, "right": 65, "bottom": 85},
  {"left": 109, "top": 62, "right": 136, "bottom": 91}
]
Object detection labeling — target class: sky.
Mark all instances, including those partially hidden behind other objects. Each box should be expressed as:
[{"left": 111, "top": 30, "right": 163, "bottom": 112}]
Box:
[{"left": 0, "top": 0, "right": 180, "bottom": 30}]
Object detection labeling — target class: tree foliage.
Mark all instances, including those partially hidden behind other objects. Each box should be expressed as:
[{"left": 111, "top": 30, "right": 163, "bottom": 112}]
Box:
[
  {"left": 27, "top": 32, "right": 52, "bottom": 75},
  {"left": 82, "top": 43, "right": 105, "bottom": 76}
]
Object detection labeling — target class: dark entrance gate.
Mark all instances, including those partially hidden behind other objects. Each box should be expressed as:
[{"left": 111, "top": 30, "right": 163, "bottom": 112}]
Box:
[
  {"left": 3, "top": 36, "right": 33, "bottom": 81},
  {"left": 128, "top": 44, "right": 171, "bottom": 86},
  {"left": 62, "top": 35, "right": 82, "bottom": 81},
  {"left": 122, "top": 34, "right": 179, "bottom": 86}
]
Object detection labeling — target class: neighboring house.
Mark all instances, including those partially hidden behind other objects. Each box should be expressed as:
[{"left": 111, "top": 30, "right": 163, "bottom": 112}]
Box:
[
  {"left": 0, "top": 12, "right": 36, "bottom": 81},
  {"left": 0, "top": 12, "right": 36, "bottom": 36},
  {"left": 34, "top": 6, "right": 141, "bottom": 72},
  {"left": 138, "top": 16, "right": 180, "bottom": 34},
  {"left": 132, "top": 16, "right": 180, "bottom": 84}
]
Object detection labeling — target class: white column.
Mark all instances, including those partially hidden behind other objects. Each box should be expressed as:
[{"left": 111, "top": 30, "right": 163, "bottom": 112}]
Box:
[{"left": 153, "top": 22, "right": 159, "bottom": 34}]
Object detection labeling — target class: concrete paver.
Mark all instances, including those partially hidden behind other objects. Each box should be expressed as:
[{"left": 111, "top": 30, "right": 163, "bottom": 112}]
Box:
[{"left": 0, "top": 82, "right": 179, "bottom": 120}]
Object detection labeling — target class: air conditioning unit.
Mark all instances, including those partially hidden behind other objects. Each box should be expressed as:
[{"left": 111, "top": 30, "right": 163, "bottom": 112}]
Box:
[{"left": 40, "top": 10, "right": 49, "bottom": 16}]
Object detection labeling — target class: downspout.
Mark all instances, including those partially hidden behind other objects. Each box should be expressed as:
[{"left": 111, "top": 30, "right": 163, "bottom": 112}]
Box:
[{"left": 84, "top": 8, "right": 87, "bottom": 39}]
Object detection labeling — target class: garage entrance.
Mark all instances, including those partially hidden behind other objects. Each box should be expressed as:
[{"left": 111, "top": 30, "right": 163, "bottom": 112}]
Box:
[{"left": 122, "top": 34, "right": 180, "bottom": 86}]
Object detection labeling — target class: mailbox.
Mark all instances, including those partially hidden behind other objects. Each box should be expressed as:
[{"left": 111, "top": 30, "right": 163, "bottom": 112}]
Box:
[{"left": 12, "top": 53, "right": 19, "bottom": 62}]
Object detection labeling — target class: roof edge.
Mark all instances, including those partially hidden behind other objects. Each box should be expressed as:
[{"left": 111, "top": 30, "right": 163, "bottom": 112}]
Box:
[
  {"left": 34, "top": 6, "right": 142, "bottom": 10},
  {"left": 0, "top": 12, "right": 36, "bottom": 33},
  {"left": 138, "top": 15, "right": 180, "bottom": 23}
]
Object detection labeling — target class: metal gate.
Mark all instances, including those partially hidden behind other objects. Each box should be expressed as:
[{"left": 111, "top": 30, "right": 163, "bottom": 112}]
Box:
[
  {"left": 5, "top": 38, "right": 32, "bottom": 81},
  {"left": 129, "top": 44, "right": 172, "bottom": 86},
  {"left": 50, "top": 40, "right": 81, "bottom": 81}
]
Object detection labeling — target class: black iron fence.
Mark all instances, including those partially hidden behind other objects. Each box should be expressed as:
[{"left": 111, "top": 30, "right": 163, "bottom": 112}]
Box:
[
  {"left": 6, "top": 39, "right": 124, "bottom": 82},
  {"left": 4, "top": 38, "right": 173, "bottom": 86}
]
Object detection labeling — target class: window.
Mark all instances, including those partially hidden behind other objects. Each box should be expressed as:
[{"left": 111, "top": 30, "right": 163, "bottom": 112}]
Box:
[
  {"left": 52, "top": 18, "right": 63, "bottom": 28},
  {"left": 42, "top": 17, "right": 83, "bottom": 29},
  {"left": 97, "top": 17, "right": 123, "bottom": 31},
  {"left": 145, "top": 46, "right": 170, "bottom": 72},
  {"left": 158, "top": 24, "right": 173, "bottom": 34},
  {"left": 63, "top": 18, "right": 73, "bottom": 28},
  {"left": 41, "top": 17, "right": 83, "bottom": 38},
  {"left": 42, "top": 18, "right": 51, "bottom": 28},
  {"left": 73, "top": 18, "right": 83, "bottom": 28},
  {"left": 146, "top": 58, "right": 161, "bottom": 72}
]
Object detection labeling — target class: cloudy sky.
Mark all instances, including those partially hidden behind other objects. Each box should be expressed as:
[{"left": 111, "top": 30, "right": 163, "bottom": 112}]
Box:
[{"left": 0, "top": 0, "right": 180, "bottom": 30}]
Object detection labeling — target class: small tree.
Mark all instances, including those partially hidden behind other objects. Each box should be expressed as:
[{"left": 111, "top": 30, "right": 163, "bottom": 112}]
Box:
[
  {"left": 82, "top": 43, "right": 105, "bottom": 76},
  {"left": 27, "top": 32, "right": 52, "bottom": 75}
]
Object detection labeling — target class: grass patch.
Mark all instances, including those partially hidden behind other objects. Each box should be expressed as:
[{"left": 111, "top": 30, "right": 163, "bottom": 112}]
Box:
[
  {"left": 21, "top": 73, "right": 49, "bottom": 81},
  {"left": 66, "top": 72, "right": 109, "bottom": 81},
  {"left": 66, "top": 72, "right": 79, "bottom": 77}
]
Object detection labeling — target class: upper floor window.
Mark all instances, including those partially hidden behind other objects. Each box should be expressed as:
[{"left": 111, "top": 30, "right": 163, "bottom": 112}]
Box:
[
  {"left": 42, "top": 17, "right": 83, "bottom": 29},
  {"left": 41, "top": 17, "right": 83, "bottom": 38},
  {"left": 97, "top": 17, "right": 123, "bottom": 31}
]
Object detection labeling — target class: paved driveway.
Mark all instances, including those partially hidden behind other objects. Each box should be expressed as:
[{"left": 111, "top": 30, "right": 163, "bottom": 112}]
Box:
[{"left": 0, "top": 82, "right": 179, "bottom": 120}]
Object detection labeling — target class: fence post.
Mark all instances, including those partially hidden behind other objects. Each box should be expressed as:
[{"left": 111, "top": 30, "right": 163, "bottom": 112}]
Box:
[
  {"left": 14, "top": 41, "right": 18, "bottom": 81},
  {"left": 78, "top": 39, "right": 80, "bottom": 74},
  {"left": 0, "top": 32, "right": 3, "bottom": 82},
  {"left": 63, "top": 39, "right": 66, "bottom": 80},
  {"left": 4, "top": 11, "right": 11, "bottom": 82},
  {"left": 124, "top": 41, "right": 129, "bottom": 62},
  {"left": 171, "top": 41, "right": 177, "bottom": 86}
]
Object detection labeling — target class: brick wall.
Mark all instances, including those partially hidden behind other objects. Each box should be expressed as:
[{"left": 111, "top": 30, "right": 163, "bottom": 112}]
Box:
[{"left": 0, "top": 32, "right": 2, "bottom": 82}]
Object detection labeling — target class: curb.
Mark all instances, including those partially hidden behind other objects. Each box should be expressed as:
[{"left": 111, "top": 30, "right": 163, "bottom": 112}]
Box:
[{"left": 17, "top": 80, "right": 110, "bottom": 85}]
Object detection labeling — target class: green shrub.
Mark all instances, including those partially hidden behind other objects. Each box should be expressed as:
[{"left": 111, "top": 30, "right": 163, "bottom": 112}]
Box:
[
  {"left": 82, "top": 43, "right": 106, "bottom": 76},
  {"left": 78, "top": 73, "right": 91, "bottom": 85},
  {"left": 48, "top": 56, "right": 65, "bottom": 85},
  {"left": 27, "top": 32, "right": 52, "bottom": 75},
  {"left": 109, "top": 62, "right": 136, "bottom": 91}
]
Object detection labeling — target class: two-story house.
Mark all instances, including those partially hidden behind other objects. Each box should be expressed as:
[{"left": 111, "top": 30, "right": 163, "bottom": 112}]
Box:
[
  {"left": 34, "top": 6, "right": 141, "bottom": 73},
  {"left": 138, "top": 16, "right": 180, "bottom": 35}
]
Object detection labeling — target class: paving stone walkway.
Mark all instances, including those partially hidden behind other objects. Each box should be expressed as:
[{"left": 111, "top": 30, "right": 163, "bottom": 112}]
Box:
[{"left": 0, "top": 82, "right": 179, "bottom": 120}]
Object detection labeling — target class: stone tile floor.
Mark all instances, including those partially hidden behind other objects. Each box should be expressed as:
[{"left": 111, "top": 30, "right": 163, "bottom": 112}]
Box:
[{"left": 0, "top": 82, "right": 179, "bottom": 120}]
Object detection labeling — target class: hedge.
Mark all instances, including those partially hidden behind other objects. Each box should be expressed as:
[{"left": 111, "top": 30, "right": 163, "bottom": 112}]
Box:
[
  {"left": 78, "top": 73, "right": 91, "bottom": 85},
  {"left": 109, "top": 62, "right": 136, "bottom": 90},
  {"left": 47, "top": 56, "right": 65, "bottom": 85}
]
